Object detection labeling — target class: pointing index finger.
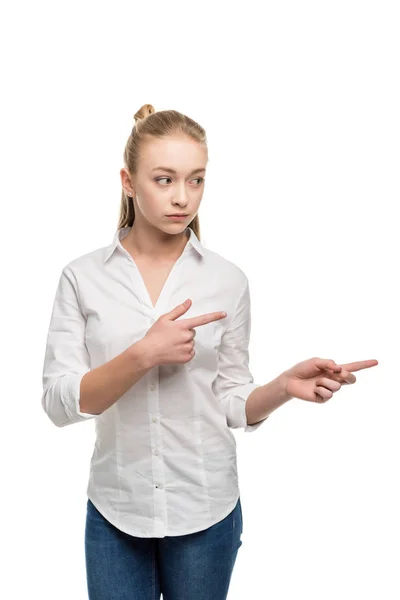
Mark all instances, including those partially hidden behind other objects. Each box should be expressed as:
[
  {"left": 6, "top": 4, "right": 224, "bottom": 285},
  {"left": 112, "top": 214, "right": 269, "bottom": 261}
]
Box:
[
  {"left": 180, "top": 311, "right": 227, "bottom": 329},
  {"left": 339, "top": 359, "right": 379, "bottom": 372}
]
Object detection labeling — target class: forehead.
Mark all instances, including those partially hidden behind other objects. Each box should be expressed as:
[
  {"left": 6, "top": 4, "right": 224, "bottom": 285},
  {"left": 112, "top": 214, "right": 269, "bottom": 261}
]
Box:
[{"left": 140, "top": 134, "right": 208, "bottom": 171}]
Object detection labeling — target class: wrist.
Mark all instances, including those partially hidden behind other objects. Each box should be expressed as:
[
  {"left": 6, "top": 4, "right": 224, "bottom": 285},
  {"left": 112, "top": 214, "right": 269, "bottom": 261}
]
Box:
[
  {"left": 277, "top": 371, "right": 293, "bottom": 402},
  {"left": 129, "top": 338, "right": 158, "bottom": 370}
]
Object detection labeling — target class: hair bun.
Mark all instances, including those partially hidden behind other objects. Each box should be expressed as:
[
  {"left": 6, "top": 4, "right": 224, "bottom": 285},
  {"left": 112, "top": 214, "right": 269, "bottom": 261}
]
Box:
[{"left": 133, "top": 104, "right": 155, "bottom": 124}]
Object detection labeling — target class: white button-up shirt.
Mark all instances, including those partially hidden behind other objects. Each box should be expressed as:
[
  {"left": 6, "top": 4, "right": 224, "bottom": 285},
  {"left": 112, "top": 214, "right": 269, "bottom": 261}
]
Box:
[{"left": 41, "top": 226, "right": 268, "bottom": 537}]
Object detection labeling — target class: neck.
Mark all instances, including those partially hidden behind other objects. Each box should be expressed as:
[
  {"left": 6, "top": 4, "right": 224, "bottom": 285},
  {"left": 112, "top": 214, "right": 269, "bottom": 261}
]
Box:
[{"left": 122, "top": 223, "right": 189, "bottom": 262}]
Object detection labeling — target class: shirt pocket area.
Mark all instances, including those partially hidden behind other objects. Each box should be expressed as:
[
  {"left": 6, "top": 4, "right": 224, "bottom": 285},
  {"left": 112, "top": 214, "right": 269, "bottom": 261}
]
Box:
[{"left": 187, "top": 320, "right": 223, "bottom": 373}]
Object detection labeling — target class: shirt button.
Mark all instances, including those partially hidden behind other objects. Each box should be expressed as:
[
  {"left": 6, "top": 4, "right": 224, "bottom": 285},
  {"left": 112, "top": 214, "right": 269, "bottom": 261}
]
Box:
[
  {"left": 150, "top": 383, "right": 156, "bottom": 391},
  {"left": 154, "top": 449, "right": 159, "bottom": 456},
  {"left": 152, "top": 417, "right": 157, "bottom": 423}
]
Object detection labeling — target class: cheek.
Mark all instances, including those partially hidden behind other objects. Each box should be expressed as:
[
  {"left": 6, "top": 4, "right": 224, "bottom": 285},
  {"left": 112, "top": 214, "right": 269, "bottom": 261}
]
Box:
[{"left": 136, "top": 185, "right": 164, "bottom": 215}]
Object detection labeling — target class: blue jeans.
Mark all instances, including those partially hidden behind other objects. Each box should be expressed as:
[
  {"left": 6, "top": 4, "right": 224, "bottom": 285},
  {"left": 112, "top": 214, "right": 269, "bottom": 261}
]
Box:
[{"left": 85, "top": 497, "right": 243, "bottom": 599}]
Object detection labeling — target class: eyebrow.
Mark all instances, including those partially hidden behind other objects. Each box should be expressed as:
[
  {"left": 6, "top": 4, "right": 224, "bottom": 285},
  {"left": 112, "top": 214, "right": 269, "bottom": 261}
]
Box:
[{"left": 151, "top": 167, "right": 206, "bottom": 175}]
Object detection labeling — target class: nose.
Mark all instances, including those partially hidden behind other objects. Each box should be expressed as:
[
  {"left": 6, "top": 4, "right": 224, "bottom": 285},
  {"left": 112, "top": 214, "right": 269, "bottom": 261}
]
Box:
[
  {"left": 173, "top": 199, "right": 188, "bottom": 209},
  {"left": 172, "top": 183, "right": 189, "bottom": 207}
]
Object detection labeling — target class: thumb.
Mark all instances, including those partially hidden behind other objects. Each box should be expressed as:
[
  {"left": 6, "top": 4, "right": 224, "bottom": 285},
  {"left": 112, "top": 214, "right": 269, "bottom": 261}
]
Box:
[{"left": 165, "top": 298, "right": 192, "bottom": 321}]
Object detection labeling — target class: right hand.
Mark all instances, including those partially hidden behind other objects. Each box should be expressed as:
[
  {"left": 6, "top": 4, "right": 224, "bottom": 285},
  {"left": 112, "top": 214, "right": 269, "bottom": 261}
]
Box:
[{"left": 141, "top": 299, "right": 227, "bottom": 367}]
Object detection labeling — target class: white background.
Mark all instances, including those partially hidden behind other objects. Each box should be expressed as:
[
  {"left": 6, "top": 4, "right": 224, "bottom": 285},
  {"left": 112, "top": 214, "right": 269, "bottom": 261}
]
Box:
[{"left": 1, "top": 1, "right": 398, "bottom": 598}]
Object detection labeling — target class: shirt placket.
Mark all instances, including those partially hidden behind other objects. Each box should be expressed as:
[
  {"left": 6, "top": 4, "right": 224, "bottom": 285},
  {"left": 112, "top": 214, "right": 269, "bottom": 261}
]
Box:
[
  {"left": 121, "top": 240, "right": 193, "bottom": 537},
  {"left": 147, "top": 315, "right": 167, "bottom": 538},
  {"left": 144, "top": 252, "right": 192, "bottom": 537}
]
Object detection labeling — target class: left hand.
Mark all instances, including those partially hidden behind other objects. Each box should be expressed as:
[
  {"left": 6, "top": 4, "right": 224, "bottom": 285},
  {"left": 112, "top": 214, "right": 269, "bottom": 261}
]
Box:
[{"left": 280, "top": 357, "right": 379, "bottom": 403}]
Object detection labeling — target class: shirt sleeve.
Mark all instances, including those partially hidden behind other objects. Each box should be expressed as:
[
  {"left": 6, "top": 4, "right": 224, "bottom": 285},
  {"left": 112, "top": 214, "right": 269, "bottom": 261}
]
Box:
[
  {"left": 41, "top": 266, "right": 97, "bottom": 427},
  {"left": 212, "top": 276, "right": 269, "bottom": 433}
]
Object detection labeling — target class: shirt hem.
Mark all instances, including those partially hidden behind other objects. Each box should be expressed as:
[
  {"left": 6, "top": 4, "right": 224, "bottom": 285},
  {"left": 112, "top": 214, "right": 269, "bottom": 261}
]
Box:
[{"left": 86, "top": 491, "right": 240, "bottom": 538}]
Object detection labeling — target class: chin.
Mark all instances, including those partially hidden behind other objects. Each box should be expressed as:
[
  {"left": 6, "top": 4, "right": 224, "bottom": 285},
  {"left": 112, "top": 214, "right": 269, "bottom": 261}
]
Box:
[
  {"left": 164, "top": 220, "right": 189, "bottom": 227},
  {"left": 157, "top": 222, "right": 187, "bottom": 235}
]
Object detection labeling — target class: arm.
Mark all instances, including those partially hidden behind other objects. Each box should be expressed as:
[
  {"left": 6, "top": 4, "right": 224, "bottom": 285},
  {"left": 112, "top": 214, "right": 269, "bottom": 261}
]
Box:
[
  {"left": 41, "top": 266, "right": 154, "bottom": 427},
  {"left": 212, "top": 276, "right": 279, "bottom": 432},
  {"left": 245, "top": 373, "right": 293, "bottom": 425},
  {"left": 79, "top": 340, "right": 153, "bottom": 417}
]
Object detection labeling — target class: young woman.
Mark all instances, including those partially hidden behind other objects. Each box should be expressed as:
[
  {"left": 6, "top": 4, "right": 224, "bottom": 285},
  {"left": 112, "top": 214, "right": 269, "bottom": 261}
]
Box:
[{"left": 41, "top": 104, "right": 378, "bottom": 599}]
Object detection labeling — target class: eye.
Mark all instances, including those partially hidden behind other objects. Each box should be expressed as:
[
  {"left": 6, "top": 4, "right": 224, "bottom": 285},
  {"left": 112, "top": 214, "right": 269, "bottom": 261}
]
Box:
[{"left": 155, "top": 176, "right": 205, "bottom": 185}]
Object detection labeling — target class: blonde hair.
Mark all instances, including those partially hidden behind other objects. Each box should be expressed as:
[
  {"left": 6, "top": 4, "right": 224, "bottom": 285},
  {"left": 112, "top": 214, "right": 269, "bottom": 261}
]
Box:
[{"left": 118, "top": 104, "right": 207, "bottom": 240}]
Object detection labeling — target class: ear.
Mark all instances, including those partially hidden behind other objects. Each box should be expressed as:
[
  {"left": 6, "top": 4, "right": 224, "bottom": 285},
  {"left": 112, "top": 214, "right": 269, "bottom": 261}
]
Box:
[{"left": 120, "top": 168, "right": 135, "bottom": 196}]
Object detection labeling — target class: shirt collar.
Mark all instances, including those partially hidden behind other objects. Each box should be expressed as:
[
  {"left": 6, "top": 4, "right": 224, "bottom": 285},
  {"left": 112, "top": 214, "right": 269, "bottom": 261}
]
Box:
[{"left": 103, "top": 225, "right": 204, "bottom": 263}]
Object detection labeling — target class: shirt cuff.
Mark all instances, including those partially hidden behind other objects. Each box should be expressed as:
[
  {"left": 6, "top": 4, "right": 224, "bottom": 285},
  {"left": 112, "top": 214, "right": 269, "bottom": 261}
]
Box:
[
  {"left": 63, "top": 373, "right": 97, "bottom": 422},
  {"left": 241, "top": 383, "right": 270, "bottom": 432},
  {"left": 221, "top": 382, "right": 269, "bottom": 432}
]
